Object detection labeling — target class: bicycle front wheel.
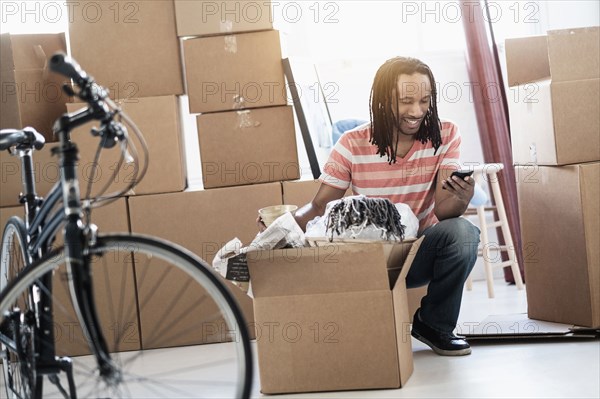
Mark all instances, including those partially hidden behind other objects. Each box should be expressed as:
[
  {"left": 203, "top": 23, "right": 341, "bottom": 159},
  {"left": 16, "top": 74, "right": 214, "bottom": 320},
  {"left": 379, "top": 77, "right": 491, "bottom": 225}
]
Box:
[
  {"left": 1, "top": 216, "right": 36, "bottom": 399},
  {"left": 0, "top": 233, "right": 253, "bottom": 398}
]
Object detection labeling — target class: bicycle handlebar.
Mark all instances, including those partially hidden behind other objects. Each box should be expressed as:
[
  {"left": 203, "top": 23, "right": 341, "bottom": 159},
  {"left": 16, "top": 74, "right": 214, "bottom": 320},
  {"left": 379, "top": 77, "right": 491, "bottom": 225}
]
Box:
[
  {"left": 0, "top": 127, "right": 46, "bottom": 151},
  {"left": 49, "top": 53, "right": 89, "bottom": 86}
]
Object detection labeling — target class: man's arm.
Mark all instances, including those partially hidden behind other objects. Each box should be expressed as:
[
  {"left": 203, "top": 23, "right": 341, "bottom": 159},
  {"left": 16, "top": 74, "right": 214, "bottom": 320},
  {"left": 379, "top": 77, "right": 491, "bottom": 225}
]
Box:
[
  {"left": 434, "top": 168, "right": 475, "bottom": 220},
  {"left": 294, "top": 183, "right": 347, "bottom": 231}
]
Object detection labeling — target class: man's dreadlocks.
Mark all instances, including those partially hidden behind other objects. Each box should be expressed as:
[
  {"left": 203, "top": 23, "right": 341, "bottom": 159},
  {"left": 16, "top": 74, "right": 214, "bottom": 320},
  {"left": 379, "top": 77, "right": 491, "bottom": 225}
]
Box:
[{"left": 369, "top": 56, "right": 442, "bottom": 164}]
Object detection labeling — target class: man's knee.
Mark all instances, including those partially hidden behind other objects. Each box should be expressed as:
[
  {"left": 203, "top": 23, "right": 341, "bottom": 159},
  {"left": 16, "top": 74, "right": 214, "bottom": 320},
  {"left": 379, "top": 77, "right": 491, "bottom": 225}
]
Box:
[{"left": 438, "top": 217, "right": 480, "bottom": 251}]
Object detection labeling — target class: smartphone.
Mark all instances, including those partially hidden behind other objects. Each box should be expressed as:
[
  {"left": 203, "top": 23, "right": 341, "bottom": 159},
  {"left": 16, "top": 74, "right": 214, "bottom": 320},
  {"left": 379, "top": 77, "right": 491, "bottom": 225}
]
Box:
[{"left": 451, "top": 170, "right": 474, "bottom": 180}]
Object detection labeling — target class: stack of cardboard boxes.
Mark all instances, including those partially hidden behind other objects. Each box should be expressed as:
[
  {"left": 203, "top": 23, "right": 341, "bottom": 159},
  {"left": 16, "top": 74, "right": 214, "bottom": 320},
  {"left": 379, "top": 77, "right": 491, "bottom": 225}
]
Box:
[{"left": 505, "top": 26, "right": 599, "bottom": 328}]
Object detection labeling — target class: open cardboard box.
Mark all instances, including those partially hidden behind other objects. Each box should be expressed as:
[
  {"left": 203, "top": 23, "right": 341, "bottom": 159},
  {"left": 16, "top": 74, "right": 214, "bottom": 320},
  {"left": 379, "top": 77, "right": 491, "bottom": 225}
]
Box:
[
  {"left": 247, "top": 237, "right": 423, "bottom": 394},
  {"left": 505, "top": 26, "right": 599, "bottom": 165}
]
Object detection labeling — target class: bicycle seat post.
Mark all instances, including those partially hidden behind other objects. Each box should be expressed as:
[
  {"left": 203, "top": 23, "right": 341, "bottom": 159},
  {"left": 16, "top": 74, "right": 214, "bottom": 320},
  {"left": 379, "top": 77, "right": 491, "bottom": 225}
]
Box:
[{"left": 18, "top": 147, "right": 40, "bottom": 228}]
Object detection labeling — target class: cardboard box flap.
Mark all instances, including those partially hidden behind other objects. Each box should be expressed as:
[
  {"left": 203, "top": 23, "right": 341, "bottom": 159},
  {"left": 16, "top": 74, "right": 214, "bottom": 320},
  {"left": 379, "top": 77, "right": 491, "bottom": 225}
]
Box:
[
  {"left": 383, "top": 238, "right": 423, "bottom": 283},
  {"left": 248, "top": 243, "right": 392, "bottom": 298},
  {"left": 547, "top": 27, "right": 600, "bottom": 83},
  {"left": 505, "top": 26, "right": 600, "bottom": 87},
  {"left": 0, "top": 33, "right": 66, "bottom": 71},
  {"left": 505, "top": 35, "right": 550, "bottom": 87}
]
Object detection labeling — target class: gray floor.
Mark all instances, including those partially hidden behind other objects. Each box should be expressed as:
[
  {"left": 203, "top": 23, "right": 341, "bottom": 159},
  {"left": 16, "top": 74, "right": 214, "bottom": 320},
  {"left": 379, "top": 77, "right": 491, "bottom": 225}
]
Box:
[
  {"left": 250, "top": 280, "right": 599, "bottom": 399},
  {"left": 1, "top": 279, "right": 598, "bottom": 398}
]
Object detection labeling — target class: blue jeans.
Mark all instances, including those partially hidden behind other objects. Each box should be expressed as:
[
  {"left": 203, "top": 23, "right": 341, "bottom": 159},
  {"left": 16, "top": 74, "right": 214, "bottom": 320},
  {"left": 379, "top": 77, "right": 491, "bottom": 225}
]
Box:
[{"left": 406, "top": 217, "right": 480, "bottom": 333}]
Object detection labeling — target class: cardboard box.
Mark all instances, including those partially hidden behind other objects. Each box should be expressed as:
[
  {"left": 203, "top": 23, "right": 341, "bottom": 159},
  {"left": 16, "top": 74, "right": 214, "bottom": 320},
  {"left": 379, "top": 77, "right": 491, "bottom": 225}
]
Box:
[
  {"left": 248, "top": 238, "right": 423, "bottom": 394},
  {"left": 516, "top": 162, "right": 599, "bottom": 327},
  {"left": 197, "top": 105, "right": 299, "bottom": 188},
  {"left": 0, "top": 206, "right": 24, "bottom": 231},
  {"left": 505, "top": 27, "right": 600, "bottom": 165},
  {"left": 68, "top": 0, "right": 183, "bottom": 98},
  {"left": 0, "top": 144, "right": 58, "bottom": 208},
  {"left": 128, "top": 183, "right": 283, "bottom": 348},
  {"left": 0, "top": 33, "right": 71, "bottom": 142},
  {"left": 175, "top": 0, "right": 272, "bottom": 37},
  {"left": 280, "top": 178, "right": 426, "bottom": 316},
  {"left": 66, "top": 95, "right": 186, "bottom": 197},
  {"left": 183, "top": 30, "right": 287, "bottom": 113},
  {"left": 282, "top": 179, "right": 354, "bottom": 207}
]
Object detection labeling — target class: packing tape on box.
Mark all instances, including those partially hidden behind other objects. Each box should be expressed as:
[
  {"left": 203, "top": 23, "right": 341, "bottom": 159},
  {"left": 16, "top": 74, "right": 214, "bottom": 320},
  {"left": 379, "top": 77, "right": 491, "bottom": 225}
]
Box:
[
  {"left": 236, "top": 110, "right": 261, "bottom": 128},
  {"left": 220, "top": 20, "right": 234, "bottom": 33},
  {"left": 224, "top": 35, "right": 237, "bottom": 53},
  {"left": 233, "top": 95, "right": 246, "bottom": 110},
  {"left": 33, "top": 44, "right": 49, "bottom": 80}
]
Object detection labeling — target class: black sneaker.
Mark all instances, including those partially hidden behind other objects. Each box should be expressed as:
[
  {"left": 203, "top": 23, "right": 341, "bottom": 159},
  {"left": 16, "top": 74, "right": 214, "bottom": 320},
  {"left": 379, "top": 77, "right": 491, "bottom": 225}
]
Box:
[{"left": 411, "top": 310, "right": 471, "bottom": 356}]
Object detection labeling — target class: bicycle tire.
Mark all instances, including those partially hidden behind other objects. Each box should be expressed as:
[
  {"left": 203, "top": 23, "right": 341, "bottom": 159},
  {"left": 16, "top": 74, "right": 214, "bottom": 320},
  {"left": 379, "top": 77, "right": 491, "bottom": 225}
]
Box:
[
  {"left": 1, "top": 216, "right": 36, "bottom": 398},
  {"left": 0, "top": 233, "right": 253, "bottom": 398}
]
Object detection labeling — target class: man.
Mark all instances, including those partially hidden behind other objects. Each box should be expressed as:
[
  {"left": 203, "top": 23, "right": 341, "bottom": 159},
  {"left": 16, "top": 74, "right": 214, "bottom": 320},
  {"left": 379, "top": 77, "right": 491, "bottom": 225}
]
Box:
[{"left": 293, "top": 56, "right": 480, "bottom": 356}]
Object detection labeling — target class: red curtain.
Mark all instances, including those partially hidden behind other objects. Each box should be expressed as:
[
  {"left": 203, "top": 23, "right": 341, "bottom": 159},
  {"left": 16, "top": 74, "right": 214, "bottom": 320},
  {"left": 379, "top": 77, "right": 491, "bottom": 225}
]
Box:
[{"left": 461, "top": 0, "right": 525, "bottom": 283}]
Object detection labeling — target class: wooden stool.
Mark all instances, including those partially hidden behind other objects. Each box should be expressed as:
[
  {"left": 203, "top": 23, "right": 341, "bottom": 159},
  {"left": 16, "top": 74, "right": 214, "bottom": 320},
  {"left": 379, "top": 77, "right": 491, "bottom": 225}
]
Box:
[{"left": 465, "top": 163, "right": 525, "bottom": 298}]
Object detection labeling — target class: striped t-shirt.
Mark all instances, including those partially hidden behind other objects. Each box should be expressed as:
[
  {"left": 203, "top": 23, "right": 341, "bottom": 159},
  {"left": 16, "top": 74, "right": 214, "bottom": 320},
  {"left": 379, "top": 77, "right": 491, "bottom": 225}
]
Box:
[{"left": 320, "top": 120, "right": 462, "bottom": 233}]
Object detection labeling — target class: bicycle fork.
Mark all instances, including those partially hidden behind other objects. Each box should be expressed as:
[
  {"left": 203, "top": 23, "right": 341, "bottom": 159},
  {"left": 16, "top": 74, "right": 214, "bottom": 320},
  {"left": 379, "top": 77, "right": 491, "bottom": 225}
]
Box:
[
  {"left": 59, "top": 136, "right": 121, "bottom": 386},
  {"left": 64, "top": 217, "right": 121, "bottom": 383}
]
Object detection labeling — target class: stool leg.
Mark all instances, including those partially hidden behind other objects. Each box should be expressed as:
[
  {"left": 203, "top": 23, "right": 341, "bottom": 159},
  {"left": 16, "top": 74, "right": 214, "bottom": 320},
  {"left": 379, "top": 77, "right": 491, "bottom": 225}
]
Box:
[
  {"left": 477, "top": 204, "right": 495, "bottom": 298},
  {"left": 490, "top": 174, "right": 525, "bottom": 290},
  {"left": 466, "top": 270, "right": 474, "bottom": 290}
]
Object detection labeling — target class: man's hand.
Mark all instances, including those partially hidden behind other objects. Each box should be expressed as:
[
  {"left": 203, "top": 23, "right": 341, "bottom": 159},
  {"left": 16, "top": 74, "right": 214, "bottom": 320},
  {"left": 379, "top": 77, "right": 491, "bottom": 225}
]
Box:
[
  {"left": 442, "top": 175, "right": 475, "bottom": 205},
  {"left": 434, "top": 170, "right": 475, "bottom": 220}
]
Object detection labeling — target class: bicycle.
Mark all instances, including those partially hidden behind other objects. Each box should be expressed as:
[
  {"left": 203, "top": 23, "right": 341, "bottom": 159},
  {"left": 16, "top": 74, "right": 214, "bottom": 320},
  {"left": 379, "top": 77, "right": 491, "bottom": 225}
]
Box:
[{"left": 0, "top": 53, "right": 253, "bottom": 398}]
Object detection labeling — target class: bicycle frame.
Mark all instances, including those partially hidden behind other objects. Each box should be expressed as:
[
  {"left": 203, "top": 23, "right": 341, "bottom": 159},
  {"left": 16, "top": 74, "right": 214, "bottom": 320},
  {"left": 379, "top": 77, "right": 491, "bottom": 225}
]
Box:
[{"left": 4, "top": 105, "right": 121, "bottom": 397}]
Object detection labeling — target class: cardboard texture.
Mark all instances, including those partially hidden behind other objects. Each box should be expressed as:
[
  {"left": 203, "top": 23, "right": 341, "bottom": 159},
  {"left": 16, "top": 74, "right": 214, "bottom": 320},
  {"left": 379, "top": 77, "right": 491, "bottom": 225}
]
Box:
[
  {"left": 280, "top": 178, "right": 426, "bottom": 319},
  {"left": 66, "top": 95, "right": 186, "bottom": 197},
  {"left": 248, "top": 238, "right": 423, "bottom": 394},
  {"left": 68, "top": 0, "right": 183, "bottom": 98},
  {"left": 0, "top": 33, "right": 71, "bottom": 142},
  {"left": 505, "top": 27, "right": 600, "bottom": 165},
  {"left": 175, "top": 0, "right": 272, "bottom": 37},
  {"left": 184, "top": 30, "right": 287, "bottom": 113},
  {"left": 281, "top": 179, "right": 352, "bottom": 207},
  {"left": 0, "top": 144, "right": 58, "bottom": 208},
  {"left": 197, "top": 105, "right": 299, "bottom": 188},
  {"left": 516, "top": 162, "right": 599, "bottom": 327},
  {"left": 128, "top": 184, "right": 283, "bottom": 348},
  {"left": 0, "top": 206, "right": 24, "bottom": 230}
]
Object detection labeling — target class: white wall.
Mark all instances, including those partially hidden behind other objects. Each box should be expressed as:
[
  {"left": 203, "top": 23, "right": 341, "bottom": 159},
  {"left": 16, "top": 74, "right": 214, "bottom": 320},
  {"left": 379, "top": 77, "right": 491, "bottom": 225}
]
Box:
[{"left": 275, "top": 0, "right": 598, "bottom": 282}]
